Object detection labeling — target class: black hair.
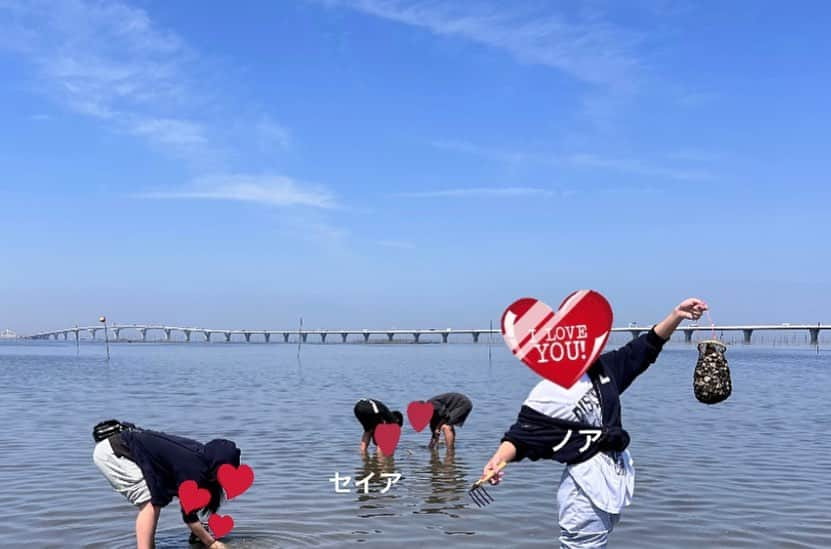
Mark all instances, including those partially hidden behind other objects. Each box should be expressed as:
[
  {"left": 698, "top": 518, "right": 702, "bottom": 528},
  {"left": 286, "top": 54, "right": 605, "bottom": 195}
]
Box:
[{"left": 391, "top": 411, "right": 404, "bottom": 427}]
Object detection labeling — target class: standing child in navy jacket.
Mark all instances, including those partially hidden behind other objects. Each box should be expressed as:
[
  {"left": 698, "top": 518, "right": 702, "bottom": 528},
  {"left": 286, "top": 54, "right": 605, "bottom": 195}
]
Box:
[{"left": 483, "top": 298, "right": 708, "bottom": 549}]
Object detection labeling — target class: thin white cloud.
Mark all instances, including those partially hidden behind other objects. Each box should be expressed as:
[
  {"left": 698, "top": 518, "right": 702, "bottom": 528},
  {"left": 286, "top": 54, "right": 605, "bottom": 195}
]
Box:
[
  {"left": 139, "top": 174, "right": 337, "bottom": 209},
  {"left": 377, "top": 239, "right": 416, "bottom": 249},
  {"left": 256, "top": 116, "right": 292, "bottom": 150},
  {"left": 0, "top": 0, "right": 292, "bottom": 163},
  {"left": 327, "top": 0, "right": 642, "bottom": 90},
  {"left": 397, "top": 186, "right": 556, "bottom": 198},
  {"left": 430, "top": 138, "right": 715, "bottom": 183},
  {"left": 130, "top": 118, "right": 208, "bottom": 148},
  {"left": 567, "top": 153, "right": 714, "bottom": 182},
  {"left": 430, "top": 140, "right": 543, "bottom": 164}
]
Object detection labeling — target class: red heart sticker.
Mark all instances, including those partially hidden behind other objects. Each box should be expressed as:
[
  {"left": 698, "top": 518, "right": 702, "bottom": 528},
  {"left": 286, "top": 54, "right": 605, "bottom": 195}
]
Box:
[
  {"left": 502, "top": 290, "right": 613, "bottom": 389},
  {"left": 406, "top": 401, "right": 434, "bottom": 432},
  {"left": 178, "top": 480, "right": 211, "bottom": 514},
  {"left": 374, "top": 423, "right": 401, "bottom": 455},
  {"left": 218, "top": 463, "right": 254, "bottom": 500},
  {"left": 208, "top": 513, "right": 235, "bottom": 539}
]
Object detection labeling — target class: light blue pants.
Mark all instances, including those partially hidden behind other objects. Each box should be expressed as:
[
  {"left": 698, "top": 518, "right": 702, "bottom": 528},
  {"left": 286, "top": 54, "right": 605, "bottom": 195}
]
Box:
[{"left": 557, "top": 472, "right": 620, "bottom": 549}]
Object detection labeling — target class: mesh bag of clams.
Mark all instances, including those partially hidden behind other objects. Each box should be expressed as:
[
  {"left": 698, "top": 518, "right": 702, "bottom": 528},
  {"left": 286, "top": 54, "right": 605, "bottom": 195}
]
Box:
[{"left": 693, "top": 340, "right": 732, "bottom": 404}]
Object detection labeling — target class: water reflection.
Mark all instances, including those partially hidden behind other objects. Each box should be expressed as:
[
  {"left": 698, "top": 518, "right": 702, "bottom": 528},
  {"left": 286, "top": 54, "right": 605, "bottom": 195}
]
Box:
[
  {"left": 355, "top": 452, "right": 399, "bottom": 517},
  {"left": 419, "top": 447, "right": 469, "bottom": 517}
]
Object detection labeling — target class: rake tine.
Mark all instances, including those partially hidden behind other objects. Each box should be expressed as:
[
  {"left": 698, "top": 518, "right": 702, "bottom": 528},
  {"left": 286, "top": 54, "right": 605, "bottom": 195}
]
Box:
[{"left": 468, "top": 460, "right": 506, "bottom": 508}]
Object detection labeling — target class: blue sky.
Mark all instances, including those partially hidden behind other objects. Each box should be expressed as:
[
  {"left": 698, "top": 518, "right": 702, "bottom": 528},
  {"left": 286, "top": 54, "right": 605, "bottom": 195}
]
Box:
[{"left": 1, "top": 0, "right": 829, "bottom": 333}]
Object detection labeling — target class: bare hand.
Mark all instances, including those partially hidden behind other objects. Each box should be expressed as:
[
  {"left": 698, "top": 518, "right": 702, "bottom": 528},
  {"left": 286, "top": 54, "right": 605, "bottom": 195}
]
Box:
[
  {"left": 675, "top": 298, "right": 708, "bottom": 321},
  {"left": 483, "top": 456, "right": 505, "bottom": 485},
  {"left": 208, "top": 540, "right": 228, "bottom": 549}
]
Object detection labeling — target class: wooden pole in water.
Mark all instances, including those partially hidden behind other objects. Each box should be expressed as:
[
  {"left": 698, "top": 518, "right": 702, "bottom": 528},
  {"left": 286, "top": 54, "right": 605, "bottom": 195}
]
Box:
[
  {"left": 488, "top": 319, "right": 493, "bottom": 369},
  {"left": 75, "top": 324, "right": 80, "bottom": 356},
  {"left": 297, "top": 316, "right": 303, "bottom": 358},
  {"left": 100, "top": 316, "right": 110, "bottom": 361}
]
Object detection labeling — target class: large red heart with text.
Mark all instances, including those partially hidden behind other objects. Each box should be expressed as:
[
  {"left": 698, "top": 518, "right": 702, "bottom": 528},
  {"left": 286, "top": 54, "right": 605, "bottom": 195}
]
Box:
[
  {"left": 406, "top": 401, "right": 434, "bottom": 432},
  {"left": 178, "top": 480, "right": 211, "bottom": 514},
  {"left": 374, "top": 423, "right": 402, "bottom": 455},
  {"left": 208, "top": 513, "right": 235, "bottom": 539},
  {"left": 218, "top": 464, "right": 254, "bottom": 500},
  {"left": 501, "top": 290, "right": 613, "bottom": 389}
]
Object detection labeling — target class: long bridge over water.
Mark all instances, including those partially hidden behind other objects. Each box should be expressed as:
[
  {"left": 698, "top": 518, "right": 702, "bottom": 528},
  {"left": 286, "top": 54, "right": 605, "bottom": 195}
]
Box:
[{"left": 24, "top": 323, "right": 831, "bottom": 345}]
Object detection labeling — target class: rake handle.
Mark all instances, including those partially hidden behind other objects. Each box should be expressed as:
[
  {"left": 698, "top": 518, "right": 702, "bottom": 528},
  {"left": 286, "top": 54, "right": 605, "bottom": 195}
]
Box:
[{"left": 474, "top": 460, "right": 507, "bottom": 487}]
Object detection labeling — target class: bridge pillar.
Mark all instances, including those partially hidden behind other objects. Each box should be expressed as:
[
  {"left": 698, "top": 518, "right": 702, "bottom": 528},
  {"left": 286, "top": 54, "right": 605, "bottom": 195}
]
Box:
[
  {"left": 301, "top": 333, "right": 308, "bottom": 343},
  {"left": 204, "top": 331, "right": 211, "bottom": 342},
  {"left": 139, "top": 329, "right": 147, "bottom": 342},
  {"left": 363, "top": 333, "right": 370, "bottom": 343},
  {"left": 164, "top": 329, "right": 171, "bottom": 342},
  {"left": 244, "top": 332, "right": 251, "bottom": 343},
  {"left": 283, "top": 333, "right": 290, "bottom": 343},
  {"left": 472, "top": 332, "right": 480, "bottom": 343},
  {"left": 184, "top": 330, "right": 192, "bottom": 342},
  {"left": 809, "top": 328, "right": 820, "bottom": 346},
  {"left": 684, "top": 330, "right": 694, "bottom": 343},
  {"left": 442, "top": 332, "right": 449, "bottom": 344},
  {"left": 387, "top": 332, "right": 394, "bottom": 342},
  {"left": 742, "top": 329, "right": 753, "bottom": 344},
  {"left": 264, "top": 333, "right": 271, "bottom": 343},
  {"left": 222, "top": 332, "right": 230, "bottom": 342},
  {"left": 341, "top": 333, "right": 349, "bottom": 343},
  {"left": 629, "top": 330, "right": 642, "bottom": 340},
  {"left": 89, "top": 328, "right": 98, "bottom": 340},
  {"left": 320, "top": 333, "right": 327, "bottom": 343},
  {"left": 113, "top": 328, "right": 121, "bottom": 340},
  {"left": 413, "top": 333, "right": 420, "bottom": 343}
]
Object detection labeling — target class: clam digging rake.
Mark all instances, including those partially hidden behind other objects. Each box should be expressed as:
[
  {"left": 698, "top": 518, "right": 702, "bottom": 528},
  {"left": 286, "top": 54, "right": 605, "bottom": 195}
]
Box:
[{"left": 468, "top": 460, "right": 507, "bottom": 507}]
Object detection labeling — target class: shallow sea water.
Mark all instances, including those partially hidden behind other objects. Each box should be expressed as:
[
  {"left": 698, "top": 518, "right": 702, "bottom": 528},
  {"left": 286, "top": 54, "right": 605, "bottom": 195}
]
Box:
[{"left": 1, "top": 338, "right": 829, "bottom": 548}]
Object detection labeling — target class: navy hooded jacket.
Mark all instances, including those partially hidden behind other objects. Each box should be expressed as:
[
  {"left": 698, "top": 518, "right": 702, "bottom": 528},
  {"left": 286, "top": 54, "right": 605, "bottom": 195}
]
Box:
[
  {"left": 501, "top": 328, "right": 667, "bottom": 464},
  {"left": 118, "top": 430, "right": 241, "bottom": 521}
]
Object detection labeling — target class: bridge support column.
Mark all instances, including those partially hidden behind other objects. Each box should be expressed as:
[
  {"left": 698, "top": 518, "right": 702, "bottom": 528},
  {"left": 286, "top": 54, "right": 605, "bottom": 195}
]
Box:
[
  {"left": 809, "top": 328, "right": 820, "bottom": 346},
  {"left": 387, "top": 332, "right": 394, "bottom": 342},
  {"left": 264, "top": 333, "right": 271, "bottom": 343},
  {"left": 283, "top": 333, "right": 290, "bottom": 343},
  {"left": 113, "top": 328, "right": 121, "bottom": 341},
  {"left": 318, "top": 333, "right": 326, "bottom": 343},
  {"left": 363, "top": 333, "right": 370, "bottom": 343},
  {"left": 742, "top": 329, "right": 753, "bottom": 344},
  {"left": 684, "top": 330, "right": 694, "bottom": 343},
  {"left": 341, "top": 333, "right": 349, "bottom": 343},
  {"left": 472, "top": 332, "right": 480, "bottom": 343},
  {"left": 301, "top": 333, "right": 308, "bottom": 343},
  {"left": 139, "top": 329, "right": 147, "bottom": 342},
  {"left": 413, "top": 333, "right": 420, "bottom": 343},
  {"left": 89, "top": 328, "right": 98, "bottom": 340},
  {"left": 244, "top": 332, "right": 251, "bottom": 343},
  {"left": 223, "top": 332, "right": 231, "bottom": 342},
  {"left": 629, "top": 330, "right": 642, "bottom": 340},
  {"left": 442, "top": 332, "right": 449, "bottom": 343},
  {"left": 184, "top": 330, "right": 192, "bottom": 342},
  {"left": 204, "top": 331, "right": 211, "bottom": 342},
  {"left": 164, "top": 329, "right": 171, "bottom": 342}
]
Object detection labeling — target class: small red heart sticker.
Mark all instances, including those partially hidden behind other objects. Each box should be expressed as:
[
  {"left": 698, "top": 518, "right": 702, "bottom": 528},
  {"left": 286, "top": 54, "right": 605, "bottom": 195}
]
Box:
[
  {"left": 406, "top": 401, "right": 434, "bottom": 432},
  {"left": 178, "top": 480, "right": 211, "bottom": 514},
  {"left": 374, "top": 423, "right": 401, "bottom": 455},
  {"left": 208, "top": 513, "right": 235, "bottom": 539},
  {"left": 502, "top": 290, "right": 613, "bottom": 389},
  {"left": 218, "top": 463, "right": 254, "bottom": 500}
]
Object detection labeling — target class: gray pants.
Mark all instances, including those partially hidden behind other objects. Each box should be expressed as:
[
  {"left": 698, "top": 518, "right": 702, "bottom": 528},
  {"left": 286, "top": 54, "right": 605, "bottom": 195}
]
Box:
[
  {"left": 93, "top": 439, "right": 151, "bottom": 506},
  {"left": 558, "top": 472, "right": 620, "bottom": 549}
]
